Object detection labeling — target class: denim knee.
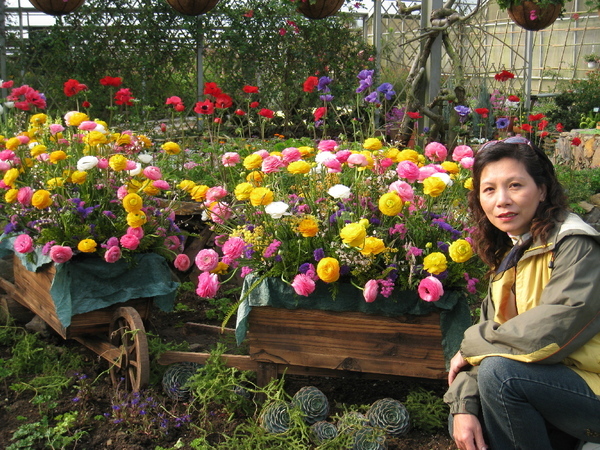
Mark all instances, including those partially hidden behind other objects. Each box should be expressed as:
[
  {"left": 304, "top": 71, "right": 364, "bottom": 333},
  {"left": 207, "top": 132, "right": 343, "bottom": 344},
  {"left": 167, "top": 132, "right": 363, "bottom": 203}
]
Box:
[{"left": 477, "top": 356, "right": 508, "bottom": 396}]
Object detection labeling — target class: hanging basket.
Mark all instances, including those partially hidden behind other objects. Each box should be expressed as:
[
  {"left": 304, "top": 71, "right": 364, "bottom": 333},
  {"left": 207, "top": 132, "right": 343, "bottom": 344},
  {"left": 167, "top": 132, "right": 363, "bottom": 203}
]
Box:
[
  {"left": 297, "top": 0, "right": 345, "bottom": 19},
  {"left": 28, "top": 0, "right": 85, "bottom": 16},
  {"left": 506, "top": 1, "right": 561, "bottom": 31},
  {"left": 166, "top": 0, "right": 219, "bottom": 16}
]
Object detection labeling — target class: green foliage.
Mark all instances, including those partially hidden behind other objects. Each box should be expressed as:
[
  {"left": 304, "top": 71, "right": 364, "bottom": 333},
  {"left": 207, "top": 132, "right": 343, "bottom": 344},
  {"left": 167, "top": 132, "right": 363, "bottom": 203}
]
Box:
[
  {"left": 7, "top": 411, "right": 87, "bottom": 450},
  {"left": 556, "top": 165, "right": 600, "bottom": 209},
  {"left": 404, "top": 388, "right": 449, "bottom": 433},
  {"left": 147, "top": 334, "right": 190, "bottom": 386},
  {"left": 546, "top": 71, "right": 600, "bottom": 131}
]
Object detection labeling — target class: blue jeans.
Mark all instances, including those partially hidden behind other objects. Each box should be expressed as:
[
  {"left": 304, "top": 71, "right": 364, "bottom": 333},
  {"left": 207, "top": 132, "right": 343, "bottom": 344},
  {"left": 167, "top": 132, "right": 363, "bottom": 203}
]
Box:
[{"left": 478, "top": 357, "right": 600, "bottom": 449}]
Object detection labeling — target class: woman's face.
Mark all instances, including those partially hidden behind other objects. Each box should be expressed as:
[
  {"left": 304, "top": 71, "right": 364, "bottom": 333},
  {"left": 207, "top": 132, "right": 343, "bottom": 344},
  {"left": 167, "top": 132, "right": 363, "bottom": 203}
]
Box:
[{"left": 479, "top": 157, "right": 546, "bottom": 236}]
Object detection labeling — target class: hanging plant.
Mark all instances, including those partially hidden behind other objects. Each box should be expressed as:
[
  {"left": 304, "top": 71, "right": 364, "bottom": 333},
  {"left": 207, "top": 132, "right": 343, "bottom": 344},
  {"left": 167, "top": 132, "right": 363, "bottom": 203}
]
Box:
[
  {"left": 496, "top": 0, "right": 565, "bottom": 30},
  {"left": 165, "top": 0, "right": 220, "bottom": 16},
  {"left": 295, "top": 0, "right": 346, "bottom": 19},
  {"left": 28, "top": 0, "right": 85, "bottom": 16}
]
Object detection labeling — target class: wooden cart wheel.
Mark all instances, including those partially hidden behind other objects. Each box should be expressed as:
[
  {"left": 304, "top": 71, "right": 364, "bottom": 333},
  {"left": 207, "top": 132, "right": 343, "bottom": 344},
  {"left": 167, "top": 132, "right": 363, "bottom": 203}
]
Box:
[{"left": 109, "top": 306, "right": 149, "bottom": 392}]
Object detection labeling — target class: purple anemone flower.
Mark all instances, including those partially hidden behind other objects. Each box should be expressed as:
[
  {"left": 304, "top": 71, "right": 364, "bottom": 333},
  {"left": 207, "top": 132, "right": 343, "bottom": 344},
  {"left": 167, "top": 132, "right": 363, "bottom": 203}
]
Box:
[
  {"left": 317, "top": 76, "right": 332, "bottom": 93},
  {"left": 364, "top": 91, "right": 379, "bottom": 103},
  {"left": 496, "top": 117, "right": 510, "bottom": 129}
]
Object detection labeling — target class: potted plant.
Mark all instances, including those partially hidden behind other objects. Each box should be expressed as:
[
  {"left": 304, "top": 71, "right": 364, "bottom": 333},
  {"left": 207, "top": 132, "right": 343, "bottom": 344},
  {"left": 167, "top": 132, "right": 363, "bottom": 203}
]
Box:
[
  {"left": 495, "top": 0, "right": 565, "bottom": 31},
  {"left": 584, "top": 54, "right": 599, "bottom": 69},
  {"left": 293, "top": 0, "right": 363, "bottom": 19},
  {"left": 165, "top": 0, "right": 220, "bottom": 16},
  {"left": 28, "top": 0, "right": 85, "bottom": 16}
]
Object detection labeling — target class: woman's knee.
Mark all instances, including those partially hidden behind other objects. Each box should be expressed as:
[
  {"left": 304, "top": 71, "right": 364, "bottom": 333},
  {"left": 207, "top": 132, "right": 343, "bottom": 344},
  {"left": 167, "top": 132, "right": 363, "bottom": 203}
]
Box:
[{"left": 477, "top": 356, "right": 513, "bottom": 394}]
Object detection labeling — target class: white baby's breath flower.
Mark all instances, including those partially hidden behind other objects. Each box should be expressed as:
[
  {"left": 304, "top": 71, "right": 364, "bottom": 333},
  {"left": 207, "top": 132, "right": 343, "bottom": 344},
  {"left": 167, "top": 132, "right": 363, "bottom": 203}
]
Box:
[
  {"left": 264, "top": 201, "right": 291, "bottom": 219},
  {"left": 77, "top": 155, "right": 99, "bottom": 171},
  {"left": 328, "top": 184, "right": 352, "bottom": 199}
]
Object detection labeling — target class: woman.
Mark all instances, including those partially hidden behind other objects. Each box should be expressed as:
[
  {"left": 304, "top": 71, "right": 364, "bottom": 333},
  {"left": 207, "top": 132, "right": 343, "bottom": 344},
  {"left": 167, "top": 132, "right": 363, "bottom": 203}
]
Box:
[{"left": 444, "top": 137, "right": 600, "bottom": 450}]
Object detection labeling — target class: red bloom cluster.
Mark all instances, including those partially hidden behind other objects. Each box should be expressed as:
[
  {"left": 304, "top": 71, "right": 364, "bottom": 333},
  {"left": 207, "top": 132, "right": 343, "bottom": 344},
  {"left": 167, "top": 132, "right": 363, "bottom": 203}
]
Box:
[
  {"left": 494, "top": 70, "right": 515, "bottom": 82},
  {"left": 242, "top": 85, "right": 259, "bottom": 94},
  {"left": 7, "top": 85, "right": 46, "bottom": 111},
  {"left": 303, "top": 76, "right": 319, "bottom": 93},
  {"left": 114, "top": 88, "right": 135, "bottom": 106},
  {"left": 99, "top": 76, "right": 122, "bottom": 87},
  {"left": 571, "top": 137, "right": 582, "bottom": 146},
  {"left": 407, "top": 111, "right": 422, "bottom": 119},
  {"left": 258, "top": 108, "right": 275, "bottom": 119},
  {"left": 474, "top": 108, "right": 489, "bottom": 118},
  {"left": 165, "top": 96, "right": 185, "bottom": 112},
  {"left": 63, "top": 79, "right": 88, "bottom": 97},
  {"left": 314, "top": 106, "right": 327, "bottom": 121},
  {"left": 193, "top": 82, "right": 234, "bottom": 115}
]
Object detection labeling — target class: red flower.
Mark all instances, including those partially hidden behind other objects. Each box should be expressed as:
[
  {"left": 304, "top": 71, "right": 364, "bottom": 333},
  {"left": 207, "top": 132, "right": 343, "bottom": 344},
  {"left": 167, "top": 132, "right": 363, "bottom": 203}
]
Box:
[
  {"left": 203, "top": 82, "right": 222, "bottom": 96},
  {"left": 174, "top": 103, "right": 185, "bottom": 112},
  {"left": 99, "top": 76, "right": 122, "bottom": 87},
  {"left": 474, "top": 108, "right": 489, "bottom": 118},
  {"left": 243, "top": 9, "right": 253, "bottom": 17},
  {"left": 556, "top": 123, "right": 564, "bottom": 132},
  {"left": 571, "top": 137, "right": 581, "bottom": 146},
  {"left": 165, "top": 96, "right": 182, "bottom": 105},
  {"left": 528, "top": 113, "right": 545, "bottom": 121},
  {"left": 539, "top": 131, "right": 549, "bottom": 138},
  {"left": 314, "top": 106, "right": 327, "bottom": 121},
  {"left": 538, "top": 120, "right": 549, "bottom": 130},
  {"left": 520, "top": 124, "right": 533, "bottom": 132},
  {"left": 407, "top": 111, "right": 422, "bottom": 120},
  {"left": 214, "top": 94, "right": 233, "bottom": 109},
  {"left": 82, "top": 101, "right": 91, "bottom": 108},
  {"left": 279, "top": 28, "right": 287, "bottom": 36},
  {"left": 194, "top": 99, "right": 214, "bottom": 115},
  {"left": 114, "top": 88, "right": 134, "bottom": 106},
  {"left": 494, "top": 70, "right": 515, "bottom": 82},
  {"left": 214, "top": 118, "right": 222, "bottom": 124},
  {"left": 1, "top": 80, "right": 14, "bottom": 89},
  {"left": 235, "top": 109, "right": 246, "bottom": 116},
  {"left": 250, "top": 101, "right": 260, "bottom": 108},
  {"left": 63, "top": 79, "right": 88, "bottom": 97},
  {"left": 303, "top": 76, "right": 319, "bottom": 93},
  {"left": 243, "top": 85, "right": 259, "bottom": 94},
  {"left": 507, "top": 95, "right": 520, "bottom": 102},
  {"left": 258, "top": 108, "right": 275, "bottom": 119}
]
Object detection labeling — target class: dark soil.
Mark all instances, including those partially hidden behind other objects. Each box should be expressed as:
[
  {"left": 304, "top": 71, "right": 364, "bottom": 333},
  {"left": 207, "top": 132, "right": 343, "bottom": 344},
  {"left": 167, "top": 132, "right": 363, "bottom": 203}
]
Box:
[{"left": 0, "top": 287, "right": 457, "bottom": 449}]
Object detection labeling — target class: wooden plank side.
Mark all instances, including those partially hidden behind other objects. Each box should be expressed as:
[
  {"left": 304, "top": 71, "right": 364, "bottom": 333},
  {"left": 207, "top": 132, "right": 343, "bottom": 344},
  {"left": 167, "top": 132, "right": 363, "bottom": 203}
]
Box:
[{"left": 247, "top": 307, "right": 446, "bottom": 379}]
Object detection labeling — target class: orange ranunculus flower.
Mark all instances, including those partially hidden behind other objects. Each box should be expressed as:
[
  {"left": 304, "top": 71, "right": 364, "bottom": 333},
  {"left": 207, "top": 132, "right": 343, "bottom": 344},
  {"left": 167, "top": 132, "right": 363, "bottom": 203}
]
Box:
[
  {"left": 296, "top": 217, "right": 319, "bottom": 237},
  {"left": 316, "top": 257, "right": 340, "bottom": 283},
  {"left": 31, "top": 189, "right": 53, "bottom": 209},
  {"left": 123, "top": 193, "right": 143, "bottom": 212},
  {"left": 249, "top": 187, "right": 274, "bottom": 206}
]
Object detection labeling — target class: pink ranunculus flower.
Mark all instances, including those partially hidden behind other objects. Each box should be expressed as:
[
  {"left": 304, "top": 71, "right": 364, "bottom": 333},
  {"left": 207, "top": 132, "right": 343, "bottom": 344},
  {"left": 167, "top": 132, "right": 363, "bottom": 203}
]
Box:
[
  {"left": 261, "top": 155, "right": 285, "bottom": 174},
  {"left": 142, "top": 166, "right": 162, "bottom": 180},
  {"left": 97, "top": 158, "right": 109, "bottom": 169},
  {"left": 14, "top": 234, "right": 34, "bottom": 253},
  {"left": 240, "top": 266, "right": 253, "bottom": 277},
  {"left": 335, "top": 150, "right": 352, "bottom": 163},
  {"left": 281, "top": 147, "right": 301, "bottom": 164},
  {"left": 254, "top": 149, "right": 270, "bottom": 159},
  {"left": 0, "top": 161, "right": 12, "bottom": 171},
  {"left": 291, "top": 273, "right": 316, "bottom": 297},
  {"left": 174, "top": 254, "right": 191, "bottom": 271},
  {"left": 49, "top": 124, "right": 65, "bottom": 135},
  {"left": 347, "top": 153, "right": 368, "bottom": 167},
  {"left": 208, "top": 202, "right": 233, "bottom": 225},
  {"left": 17, "top": 187, "right": 34, "bottom": 206},
  {"left": 396, "top": 160, "right": 420, "bottom": 183},
  {"left": 17, "top": 135, "right": 30, "bottom": 145},
  {"left": 363, "top": 279, "right": 379, "bottom": 303},
  {"left": 222, "top": 236, "right": 246, "bottom": 260},
  {"left": 389, "top": 180, "right": 414, "bottom": 202},
  {"left": 417, "top": 276, "right": 444, "bottom": 302},
  {"left": 78, "top": 121, "right": 98, "bottom": 131},
  {"left": 104, "top": 245, "right": 122, "bottom": 263},
  {"left": 125, "top": 160, "right": 137, "bottom": 171},
  {"left": 460, "top": 157, "right": 474, "bottom": 170},
  {"left": 195, "top": 248, "right": 220, "bottom": 272},
  {"left": 418, "top": 164, "right": 443, "bottom": 181},
  {"left": 317, "top": 139, "right": 338, "bottom": 152},
  {"left": 196, "top": 271, "right": 219, "bottom": 298},
  {"left": 205, "top": 186, "right": 228, "bottom": 202},
  {"left": 323, "top": 158, "right": 342, "bottom": 173},
  {"left": 126, "top": 227, "right": 144, "bottom": 239},
  {"left": 380, "top": 157, "right": 394, "bottom": 169},
  {"left": 120, "top": 234, "right": 140, "bottom": 250},
  {"left": 451, "top": 145, "right": 474, "bottom": 162},
  {"left": 424, "top": 142, "right": 448, "bottom": 162},
  {"left": 116, "top": 185, "right": 129, "bottom": 200},
  {"left": 221, "top": 152, "right": 240, "bottom": 167},
  {"left": 153, "top": 180, "right": 170, "bottom": 190},
  {"left": 49, "top": 245, "right": 73, "bottom": 264},
  {"left": 0, "top": 150, "right": 15, "bottom": 160},
  {"left": 164, "top": 235, "right": 182, "bottom": 251}
]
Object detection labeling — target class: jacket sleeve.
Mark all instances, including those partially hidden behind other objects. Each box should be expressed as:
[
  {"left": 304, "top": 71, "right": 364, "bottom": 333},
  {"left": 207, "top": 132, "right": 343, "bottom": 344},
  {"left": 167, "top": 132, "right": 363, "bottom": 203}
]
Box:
[
  {"left": 443, "top": 366, "right": 480, "bottom": 415},
  {"left": 461, "top": 236, "right": 600, "bottom": 365}
]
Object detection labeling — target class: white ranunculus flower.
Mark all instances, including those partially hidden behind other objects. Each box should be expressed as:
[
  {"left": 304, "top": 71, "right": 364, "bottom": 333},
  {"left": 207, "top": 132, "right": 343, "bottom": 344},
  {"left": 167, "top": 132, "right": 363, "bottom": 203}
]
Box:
[
  {"left": 127, "top": 162, "right": 142, "bottom": 176},
  {"left": 94, "top": 123, "right": 107, "bottom": 133},
  {"left": 431, "top": 172, "right": 453, "bottom": 187},
  {"left": 77, "top": 155, "right": 99, "bottom": 171},
  {"left": 264, "top": 201, "right": 291, "bottom": 219},
  {"left": 0, "top": 105, "right": 3, "bottom": 115},
  {"left": 314, "top": 151, "right": 335, "bottom": 165},
  {"left": 4, "top": 102, "right": 14, "bottom": 109},
  {"left": 328, "top": 184, "right": 352, "bottom": 199},
  {"left": 138, "top": 153, "right": 153, "bottom": 164}
]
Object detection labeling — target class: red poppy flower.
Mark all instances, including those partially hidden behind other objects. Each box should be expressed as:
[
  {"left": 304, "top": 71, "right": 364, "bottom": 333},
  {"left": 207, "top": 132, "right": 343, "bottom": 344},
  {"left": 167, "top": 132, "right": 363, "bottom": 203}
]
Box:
[
  {"left": 203, "top": 82, "right": 222, "bottom": 96},
  {"left": 235, "top": 109, "right": 246, "bottom": 116},
  {"left": 99, "top": 76, "right": 122, "bottom": 87},
  {"left": 474, "top": 108, "right": 489, "bottom": 118},
  {"left": 537, "top": 120, "right": 549, "bottom": 130},
  {"left": 407, "top": 111, "right": 422, "bottom": 119},
  {"left": 82, "top": 101, "right": 91, "bottom": 108},
  {"left": 63, "top": 79, "right": 88, "bottom": 97},
  {"left": 314, "top": 106, "right": 327, "bottom": 121},
  {"left": 8, "top": 85, "right": 46, "bottom": 110},
  {"left": 114, "top": 88, "right": 134, "bottom": 106},
  {"left": 243, "top": 85, "right": 259, "bottom": 94},
  {"left": 556, "top": 123, "right": 564, "bottom": 132},
  {"left": 165, "top": 96, "right": 182, "bottom": 105},
  {"left": 215, "top": 94, "right": 233, "bottom": 109},
  {"left": 194, "top": 99, "right": 214, "bottom": 115},
  {"left": 174, "top": 103, "right": 185, "bottom": 112},
  {"left": 528, "top": 113, "right": 545, "bottom": 121},
  {"left": 1, "top": 80, "right": 14, "bottom": 89},
  {"left": 539, "top": 131, "right": 549, "bottom": 138},
  {"left": 250, "top": 101, "right": 260, "bottom": 108},
  {"left": 571, "top": 137, "right": 581, "bottom": 146},
  {"left": 258, "top": 108, "right": 275, "bottom": 119},
  {"left": 303, "top": 76, "right": 319, "bottom": 93},
  {"left": 494, "top": 70, "right": 515, "bottom": 82},
  {"left": 507, "top": 95, "right": 520, "bottom": 102},
  {"left": 520, "top": 124, "right": 533, "bottom": 132}
]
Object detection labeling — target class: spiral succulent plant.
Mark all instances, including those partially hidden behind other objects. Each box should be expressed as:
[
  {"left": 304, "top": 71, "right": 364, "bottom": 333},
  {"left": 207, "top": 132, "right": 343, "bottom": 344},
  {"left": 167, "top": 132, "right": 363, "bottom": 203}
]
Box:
[
  {"left": 161, "top": 362, "right": 202, "bottom": 401},
  {"left": 310, "top": 420, "right": 339, "bottom": 444},
  {"left": 259, "top": 401, "right": 291, "bottom": 434},
  {"left": 367, "top": 398, "right": 411, "bottom": 436},
  {"left": 337, "top": 411, "right": 370, "bottom": 434},
  {"left": 352, "top": 426, "right": 388, "bottom": 450},
  {"left": 291, "top": 385, "right": 330, "bottom": 424}
]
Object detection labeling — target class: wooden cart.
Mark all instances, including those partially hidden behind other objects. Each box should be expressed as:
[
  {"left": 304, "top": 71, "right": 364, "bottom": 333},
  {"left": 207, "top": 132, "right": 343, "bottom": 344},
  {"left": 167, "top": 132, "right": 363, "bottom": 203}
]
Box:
[{"left": 0, "top": 255, "right": 152, "bottom": 391}]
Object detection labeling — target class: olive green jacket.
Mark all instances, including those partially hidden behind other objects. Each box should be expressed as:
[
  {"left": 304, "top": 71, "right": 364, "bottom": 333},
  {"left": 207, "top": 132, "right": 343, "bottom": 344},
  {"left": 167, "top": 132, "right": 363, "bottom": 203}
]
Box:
[{"left": 444, "top": 213, "right": 600, "bottom": 415}]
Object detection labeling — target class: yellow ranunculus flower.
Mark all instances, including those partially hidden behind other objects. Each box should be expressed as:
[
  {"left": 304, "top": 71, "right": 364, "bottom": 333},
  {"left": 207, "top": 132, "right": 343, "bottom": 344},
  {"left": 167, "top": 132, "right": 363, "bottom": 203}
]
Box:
[
  {"left": 143, "top": 185, "right": 160, "bottom": 196},
  {"left": 77, "top": 239, "right": 97, "bottom": 253},
  {"left": 161, "top": 141, "right": 181, "bottom": 155},
  {"left": 363, "top": 138, "right": 383, "bottom": 151},
  {"left": 287, "top": 160, "right": 311, "bottom": 174},
  {"left": 127, "top": 211, "right": 147, "bottom": 228},
  {"left": 31, "top": 189, "right": 52, "bottom": 209},
  {"left": 178, "top": 180, "right": 196, "bottom": 192},
  {"left": 66, "top": 112, "right": 89, "bottom": 127},
  {"left": 243, "top": 153, "right": 263, "bottom": 170},
  {"left": 24, "top": 157, "right": 34, "bottom": 168},
  {"left": 234, "top": 182, "right": 254, "bottom": 201},
  {"left": 464, "top": 177, "right": 474, "bottom": 190},
  {"left": 397, "top": 149, "right": 420, "bottom": 164},
  {"left": 49, "top": 150, "right": 67, "bottom": 164},
  {"left": 246, "top": 171, "right": 264, "bottom": 185},
  {"left": 423, "top": 176, "right": 447, "bottom": 197},
  {"left": 136, "top": 134, "right": 152, "bottom": 148},
  {"left": 423, "top": 252, "right": 448, "bottom": 275},
  {"left": 210, "top": 262, "right": 229, "bottom": 275},
  {"left": 360, "top": 236, "right": 386, "bottom": 256},
  {"left": 29, "top": 113, "right": 48, "bottom": 125},
  {"left": 190, "top": 184, "right": 209, "bottom": 202},
  {"left": 30, "top": 144, "right": 47, "bottom": 157},
  {"left": 296, "top": 217, "right": 319, "bottom": 237},
  {"left": 123, "top": 193, "right": 144, "bottom": 212},
  {"left": 249, "top": 187, "right": 274, "bottom": 206},
  {"left": 316, "top": 257, "right": 340, "bottom": 283},
  {"left": 4, "top": 188, "right": 18, "bottom": 203},
  {"left": 378, "top": 192, "right": 403, "bottom": 216},
  {"left": 297, "top": 146, "right": 314, "bottom": 157},
  {"left": 449, "top": 239, "right": 474, "bottom": 263},
  {"left": 95, "top": 119, "right": 108, "bottom": 129},
  {"left": 3, "top": 167, "right": 19, "bottom": 187},
  {"left": 115, "top": 133, "right": 132, "bottom": 146},
  {"left": 127, "top": 179, "right": 144, "bottom": 193},
  {"left": 384, "top": 147, "right": 400, "bottom": 162},
  {"left": 340, "top": 222, "right": 367, "bottom": 248},
  {"left": 47, "top": 177, "right": 65, "bottom": 189},
  {"left": 85, "top": 130, "right": 109, "bottom": 146},
  {"left": 109, "top": 154, "right": 128, "bottom": 171},
  {"left": 70, "top": 171, "right": 87, "bottom": 184},
  {"left": 5, "top": 137, "right": 21, "bottom": 150},
  {"left": 441, "top": 161, "right": 460, "bottom": 174}
]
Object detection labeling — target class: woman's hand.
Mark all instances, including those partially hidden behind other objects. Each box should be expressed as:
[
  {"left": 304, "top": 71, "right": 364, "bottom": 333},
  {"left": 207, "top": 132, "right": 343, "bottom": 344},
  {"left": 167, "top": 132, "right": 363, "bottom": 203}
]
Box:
[
  {"left": 452, "top": 414, "right": 488, "bottom": 450},
  {"left": 448, "top": 350, "right": 470, "bottom": 386}
]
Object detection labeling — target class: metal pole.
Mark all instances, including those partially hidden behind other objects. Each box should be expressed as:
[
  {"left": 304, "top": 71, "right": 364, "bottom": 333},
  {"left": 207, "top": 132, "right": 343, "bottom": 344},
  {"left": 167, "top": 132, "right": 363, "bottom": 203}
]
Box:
[
  {"left": 0, "top": 0, "right": 6, "bottom": 84},
  {"left": 525, "top": 29, "right": 533, "bottom": 111},
  {"left": 373, "top": 0, "right": 382, "bottom": 128},
  {"left": 196, "top": 18, "right": 204, "bottom": 131}
]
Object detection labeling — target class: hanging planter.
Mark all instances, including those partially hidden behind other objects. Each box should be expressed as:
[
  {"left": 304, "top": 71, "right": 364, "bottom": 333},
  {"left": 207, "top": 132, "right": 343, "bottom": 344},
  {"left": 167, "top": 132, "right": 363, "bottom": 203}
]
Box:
[
  {"left": 166, "top": 0, "right": 219, "bottom": 16},
  {"left": 506, "top": 1, "right": 561, "bottom": 31},
  {"left": 28, "top": 0, "right": 85, "bottom": 16},
  {"left": 297, "top": 0, "right": 345, "bottom": 19}
]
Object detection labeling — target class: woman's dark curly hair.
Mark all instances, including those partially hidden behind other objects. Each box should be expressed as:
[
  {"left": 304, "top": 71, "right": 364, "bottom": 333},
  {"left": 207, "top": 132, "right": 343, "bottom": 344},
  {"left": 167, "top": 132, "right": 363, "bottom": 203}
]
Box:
[{"left": 468, "top": 141, "right": 567, "bottom": 269}]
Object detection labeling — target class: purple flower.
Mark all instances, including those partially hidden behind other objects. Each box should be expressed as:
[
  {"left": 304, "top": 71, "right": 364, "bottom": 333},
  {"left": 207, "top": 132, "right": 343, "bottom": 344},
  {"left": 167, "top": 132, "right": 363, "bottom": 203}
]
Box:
[
  {"left": 357, "top": 69, "right": 374, "bottom": 80},
  {"left": 376, "top": 82, "right": 395, "bottom": 100},
  {"left": 319, "top": 94, "right": 334, "bottom": 102},
  {"left": 496, "top": 117, "right": 510, "bottom": 129},
  {"left": 317, "top": 76, "right": 332, "bottom": 93},
  {"left": 313, "top": 248, "right": 325, "bottom": 261},
  {"left": 364, "top": 91, "right": 379, "bottom": 103},
  {"left": 356, "top": 77, "right": 373, "bottom": 93},
  {"left": 454, "top": 105, "right": 471, "bottom": 117}
]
